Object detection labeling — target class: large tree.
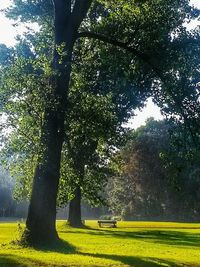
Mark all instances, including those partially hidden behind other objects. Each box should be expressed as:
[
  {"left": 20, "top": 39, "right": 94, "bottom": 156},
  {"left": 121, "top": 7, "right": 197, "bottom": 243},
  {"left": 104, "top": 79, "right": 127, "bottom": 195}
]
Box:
[
  {"left": 13, "top": 0, "right": 93, "bottom": 244},
  {"left": 1, "top": 34, "right": 148, "bottom": 227},
  {"left": 2, "top": 0, "right": 200, "bottom": 244}
]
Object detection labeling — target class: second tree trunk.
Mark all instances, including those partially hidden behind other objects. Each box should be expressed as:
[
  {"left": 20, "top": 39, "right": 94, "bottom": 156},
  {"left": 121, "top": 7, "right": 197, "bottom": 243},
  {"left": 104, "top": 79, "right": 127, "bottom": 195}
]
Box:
[{"left": 68, "top": 186, "right": 83, "bottom": 227}]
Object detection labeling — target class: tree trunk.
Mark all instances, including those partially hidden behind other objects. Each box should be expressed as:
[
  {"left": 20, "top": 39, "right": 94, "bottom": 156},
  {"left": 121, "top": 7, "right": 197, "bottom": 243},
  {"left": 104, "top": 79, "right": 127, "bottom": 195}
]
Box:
[
  {"left": 68, "top": 156, "right": 85, "bottom": 227},
  {"left": 24, "top": 2, "right": 73, "bottom": 245},
  {"left": 23, "top": 0, "right": 92, "bottom": 245},
  {"left": 24, "top": 107, "right": 69, "bottom": 244},
  {"left": 68, "top": 186, "right": 83, "bottom": 227},
  {"left": 24, "top": 65, "right": 72, "bottom": 245}
]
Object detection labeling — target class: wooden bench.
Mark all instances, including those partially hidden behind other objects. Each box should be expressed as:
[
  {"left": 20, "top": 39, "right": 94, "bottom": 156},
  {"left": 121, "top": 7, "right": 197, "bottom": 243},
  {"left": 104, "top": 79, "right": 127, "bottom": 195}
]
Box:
[{"left": 97, "top": 220, "right": 117, "bottom": 228}]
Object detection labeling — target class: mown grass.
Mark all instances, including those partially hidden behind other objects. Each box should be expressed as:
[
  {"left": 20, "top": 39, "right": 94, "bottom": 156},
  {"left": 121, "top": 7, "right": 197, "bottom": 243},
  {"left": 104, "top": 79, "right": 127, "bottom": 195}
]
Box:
[{"left": 0, "top": 220, "right": 200, "bottom": 266}]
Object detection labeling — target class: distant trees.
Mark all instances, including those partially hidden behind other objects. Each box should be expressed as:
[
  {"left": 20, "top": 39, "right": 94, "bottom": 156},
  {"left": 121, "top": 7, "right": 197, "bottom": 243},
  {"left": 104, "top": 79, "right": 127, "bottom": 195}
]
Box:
[
  {"left": 0, "top": 168, "right": 15, "bottom": 217},
  {"left": 108, "top": 119, "right": 200, "bottom": 221}
]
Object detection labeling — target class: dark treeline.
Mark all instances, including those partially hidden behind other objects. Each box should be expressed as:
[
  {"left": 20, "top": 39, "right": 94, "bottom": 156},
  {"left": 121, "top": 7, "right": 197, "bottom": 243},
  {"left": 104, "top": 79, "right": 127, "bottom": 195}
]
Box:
[{"left": 107, "top": 118, "right": 200, "bottom": 222}]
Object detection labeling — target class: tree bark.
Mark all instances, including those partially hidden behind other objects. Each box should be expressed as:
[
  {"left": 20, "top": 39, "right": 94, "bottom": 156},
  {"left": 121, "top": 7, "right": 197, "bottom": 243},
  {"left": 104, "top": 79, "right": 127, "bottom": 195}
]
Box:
[
  {"left": 25, "top": 50, "right": 73, "bottom": 245},
  {"left": 23, "top": 0, "right": 93, "bottom": 245},
  {"left": 68, "top": 154, "right": 85, "bottom": 227},
  {"left": 68, "top": 185, "right": 83, "bottom": 227},
  {"left": 66, "top": 134, "right": 98, "bottom": 227}
]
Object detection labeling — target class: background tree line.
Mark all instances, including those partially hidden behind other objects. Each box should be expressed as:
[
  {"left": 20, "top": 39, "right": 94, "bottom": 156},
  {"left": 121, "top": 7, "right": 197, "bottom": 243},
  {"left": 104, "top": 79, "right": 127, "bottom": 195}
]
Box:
[{"left": 108, "top": 118, "right": 200, "bottom": 222}]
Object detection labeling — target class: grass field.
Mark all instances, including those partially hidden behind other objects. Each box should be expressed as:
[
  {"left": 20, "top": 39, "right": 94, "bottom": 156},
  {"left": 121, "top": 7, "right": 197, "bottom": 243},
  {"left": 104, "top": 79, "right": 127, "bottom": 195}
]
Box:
[{"left": 0, "top": 220, "right": 200, "bottom": 266}]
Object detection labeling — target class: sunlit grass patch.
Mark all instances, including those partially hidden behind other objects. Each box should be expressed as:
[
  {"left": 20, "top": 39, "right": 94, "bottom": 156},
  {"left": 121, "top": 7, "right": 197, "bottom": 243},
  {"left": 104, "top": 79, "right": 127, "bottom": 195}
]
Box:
[{"left": 0, "top": 220, "right": 200, "bottom": 266}]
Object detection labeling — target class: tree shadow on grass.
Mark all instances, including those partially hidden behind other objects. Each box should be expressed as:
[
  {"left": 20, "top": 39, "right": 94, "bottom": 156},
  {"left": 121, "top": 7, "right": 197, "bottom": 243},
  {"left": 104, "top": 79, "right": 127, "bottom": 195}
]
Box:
[
  {"left": 30, "top": 233, "right": 200, "bottom": 266},
  {"left": 0, "top": 238, "right": 77, "bottom": 266},
  {"left": 79, "top": 252, "right": 187, "bottom": 267},
  {"left": 27, "top": 238, "right": 76, "bottom": 254},
  {"left": 0, "top": 239, "right": 76, "bottom": 266},
  {"left": 108, "top": 230, "right": 200, "bottom": 248},
  {"left": 0, "top": 255, "right": 25, "bottom": 267},
  {"left": 64, "top": 227, "right": 200, "bottom": 248},
  {"left": 0, "top": 254, "right": 43, "bottom": 267},
  {"left": 1, "top": 241, "right": 199, "bottom": 267},
  {"left": 0, "top": 253, "right": 183, "bottom": 267}
]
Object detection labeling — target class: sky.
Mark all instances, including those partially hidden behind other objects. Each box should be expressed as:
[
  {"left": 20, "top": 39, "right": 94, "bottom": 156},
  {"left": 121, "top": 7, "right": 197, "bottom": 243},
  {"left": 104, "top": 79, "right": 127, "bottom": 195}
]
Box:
[{"left": 0, "top": 0, "right": 199, "bottom": 129}]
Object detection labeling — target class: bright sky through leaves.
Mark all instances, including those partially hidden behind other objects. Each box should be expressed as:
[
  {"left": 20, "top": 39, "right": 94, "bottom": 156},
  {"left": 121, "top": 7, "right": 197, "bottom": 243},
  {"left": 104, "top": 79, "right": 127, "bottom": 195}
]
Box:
[{"left": 0, "top": 0, "right": 199, "bottom": 129}]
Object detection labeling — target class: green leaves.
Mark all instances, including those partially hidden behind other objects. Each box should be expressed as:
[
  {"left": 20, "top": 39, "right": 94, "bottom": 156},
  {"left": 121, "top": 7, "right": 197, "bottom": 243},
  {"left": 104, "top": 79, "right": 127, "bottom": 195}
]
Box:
[{"left": 108, "top": 118, "right": 200, "bottom": 220}]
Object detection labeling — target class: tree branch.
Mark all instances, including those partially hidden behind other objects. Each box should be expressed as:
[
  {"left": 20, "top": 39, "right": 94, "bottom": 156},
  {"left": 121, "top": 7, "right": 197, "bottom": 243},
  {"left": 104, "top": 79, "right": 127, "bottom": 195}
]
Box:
[
  {"left": 71, "top": 0, "right": 93, "bottom": 32},
  {"left": 78, "top": 31, "right": 199, "bottom": 141},
  {"left": 77, "top": 31, "right": 164, "bottom": 79},
  {"left": 52, "top": 0, "right": 72, "bottom": 44},
  {"left": 52, "top": 0, "right": 71, "bottom": 16}
]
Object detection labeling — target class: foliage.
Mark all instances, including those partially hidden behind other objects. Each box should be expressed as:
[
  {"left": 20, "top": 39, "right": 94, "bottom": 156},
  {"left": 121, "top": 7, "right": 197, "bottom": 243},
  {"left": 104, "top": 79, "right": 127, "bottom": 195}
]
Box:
[
  {"left": 108, "top": 118, "right": 200, "bottom": 221},
  {"left": 0, "top": 31, "right": 53, "bottom": 200},
  {"left": 0, "top": 10, "right": 154, "bottom": 207},
  {"left": 160, "top": 120, "right": 200, "bottom": 218}
]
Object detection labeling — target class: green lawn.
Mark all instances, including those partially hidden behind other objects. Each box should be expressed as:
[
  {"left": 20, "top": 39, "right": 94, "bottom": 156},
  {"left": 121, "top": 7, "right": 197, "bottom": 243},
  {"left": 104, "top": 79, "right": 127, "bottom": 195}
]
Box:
[{"left": 0, "top": 220, "right": 200, "bottom": 266}]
